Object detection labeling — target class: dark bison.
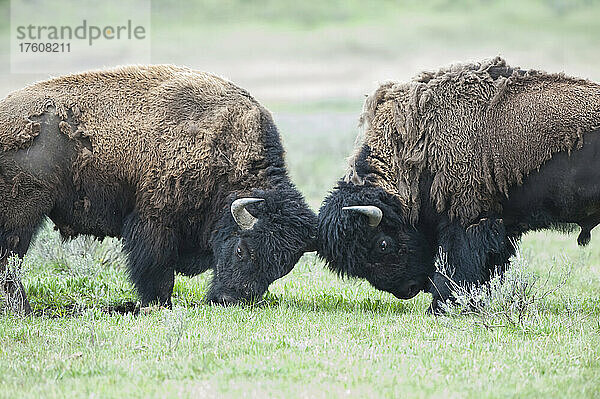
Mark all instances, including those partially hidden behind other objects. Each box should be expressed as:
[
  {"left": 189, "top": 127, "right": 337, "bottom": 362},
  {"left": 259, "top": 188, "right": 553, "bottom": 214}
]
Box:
[
  {"left": 0, "top": 65, "right": 316, "bottom": 313},
  {"left": 318, "top": 57, "right": 600, "bottom": 313}
]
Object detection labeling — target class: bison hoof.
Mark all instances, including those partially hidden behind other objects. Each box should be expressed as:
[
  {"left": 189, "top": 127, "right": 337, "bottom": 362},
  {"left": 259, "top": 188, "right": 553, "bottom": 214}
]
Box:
[
  {"left": 427, "top": 296, "right": 460, "bottom": 316},
  {"left": 577, "top": 230, "right": 591, "bottom": 246},
  {"left": 426, "top": 300, "right": 445, "bottom": 316}
]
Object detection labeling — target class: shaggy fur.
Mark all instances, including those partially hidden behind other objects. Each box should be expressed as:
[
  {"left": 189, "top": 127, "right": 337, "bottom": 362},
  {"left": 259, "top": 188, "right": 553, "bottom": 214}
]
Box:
[
  {"left": 0, "top": 65, "right": 317, "bottom": 310},
  {"left": 349, "top": 56, "right": 600, "bottom": 225},
  {"left": 320, "top": 58, "right": 600, "bottom": 313},
  {"left": 1, "top": 65, "right": 277, "bottom": 217}
]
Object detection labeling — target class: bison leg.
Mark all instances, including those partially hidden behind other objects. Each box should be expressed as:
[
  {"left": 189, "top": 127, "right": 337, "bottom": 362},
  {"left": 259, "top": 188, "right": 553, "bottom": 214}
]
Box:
[
  {"left": 430, "top": 218, "right": 508, "bottom": 313},
  {"left": 0, "top": 257, "right": 31, "bottom": 315},
  {"left": 484, "top": 238, "right": 518, "bottom": 280},
  {"left": 122, "top": 213, "right": 176, "bottom": 307},
  {"left": 132, "top": 267, "right": 175, "bottom": 308},
  {"left": 0, "top": 227, "right": 37, "bottom": 315},
  {"left": 577, "top": 214, "right": 600, "bottom": 246},
  {"left": 0, "top": 150, "right": 55, "bottom": 315}
]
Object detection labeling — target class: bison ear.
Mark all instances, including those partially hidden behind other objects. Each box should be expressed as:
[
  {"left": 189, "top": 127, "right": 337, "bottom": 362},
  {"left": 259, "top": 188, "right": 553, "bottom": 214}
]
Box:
[
  {"left": 342, "top": 205, "right": 383, "bottom": 228},
  {"left": 231, "top": 198, "right": 264, "bottom": 230}
]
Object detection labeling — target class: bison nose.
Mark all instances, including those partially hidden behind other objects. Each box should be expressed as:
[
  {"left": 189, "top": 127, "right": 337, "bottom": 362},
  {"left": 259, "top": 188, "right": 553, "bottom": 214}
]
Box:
[{"left": 405, "top": 280, "right": 420, "bottom": 299}]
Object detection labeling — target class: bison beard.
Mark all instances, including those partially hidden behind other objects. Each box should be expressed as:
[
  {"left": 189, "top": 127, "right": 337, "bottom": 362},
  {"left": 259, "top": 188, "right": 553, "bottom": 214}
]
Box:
[
  {"left": 0, "top": 65, "right": 317, "bottom": 312},
  {"left": 318, "top": 57, "right": 600, "bottom": 313}
]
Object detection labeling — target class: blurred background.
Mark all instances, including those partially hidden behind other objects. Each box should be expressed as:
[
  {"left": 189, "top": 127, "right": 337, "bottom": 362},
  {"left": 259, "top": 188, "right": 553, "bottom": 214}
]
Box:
[{"left": 1, "top": 0, "right": 600, "bottom": 208}]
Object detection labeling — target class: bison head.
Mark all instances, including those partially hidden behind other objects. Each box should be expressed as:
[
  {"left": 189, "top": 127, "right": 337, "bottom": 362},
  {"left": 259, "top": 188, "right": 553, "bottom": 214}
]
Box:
[
  {"left": 317, "top": 181, "right": 436, "bottom": 300},
  {"left": 206, "top": 186, "right": 317, "bottom": 305}
]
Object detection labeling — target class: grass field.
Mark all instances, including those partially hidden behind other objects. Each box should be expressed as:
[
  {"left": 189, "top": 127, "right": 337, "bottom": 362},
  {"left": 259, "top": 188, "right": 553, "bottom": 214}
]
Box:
[
  {"left": 1, "top": 0, "right": 600, "bottom": 397},
  {"left": 1, "top": 228, "right": 599, "bottom": 398}
]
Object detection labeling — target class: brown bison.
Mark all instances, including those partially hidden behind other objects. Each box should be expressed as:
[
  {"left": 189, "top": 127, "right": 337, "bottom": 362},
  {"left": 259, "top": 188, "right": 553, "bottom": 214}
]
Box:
[
  {"left": 0, "top": 65, "right": 317, "bottom": 313},
  {"left": 318, "top": 57, "right": 600, "bottom": 313}
]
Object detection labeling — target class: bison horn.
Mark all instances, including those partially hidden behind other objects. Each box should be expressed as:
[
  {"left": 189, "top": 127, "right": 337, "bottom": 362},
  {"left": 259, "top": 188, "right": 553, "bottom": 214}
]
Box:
[
  {"left": 231, "top": 198, "right": 264, "bottom": 230},
  {"left": 342, "top": 205, "right": 383, "bottom": 228}
]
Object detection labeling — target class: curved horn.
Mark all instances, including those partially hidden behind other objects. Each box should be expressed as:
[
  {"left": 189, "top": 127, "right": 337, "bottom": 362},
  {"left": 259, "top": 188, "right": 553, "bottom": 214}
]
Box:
[
  {"left": 342, "top": 205, "right": 383, "bottom": 228},
  {"left": 231, "top": 198, "right": 264, "bottom": 230}
]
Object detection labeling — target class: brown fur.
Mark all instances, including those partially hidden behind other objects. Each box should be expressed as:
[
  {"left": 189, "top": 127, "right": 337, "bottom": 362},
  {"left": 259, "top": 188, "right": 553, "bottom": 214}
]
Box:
[
  {"left": 0, "top": 65, "right": 275, "bottom": 224},
  {"left": 348, "top": 57, "right": 600, "bottom": 225}
]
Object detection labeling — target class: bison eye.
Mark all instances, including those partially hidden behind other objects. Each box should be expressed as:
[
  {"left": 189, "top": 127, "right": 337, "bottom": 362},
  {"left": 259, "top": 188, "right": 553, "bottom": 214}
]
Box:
[
  {"left": 379, "top": 240, "right": 387, "bottom": 252},
  {"left": 236, "top": 245, "right": 244, "bottom": 260}
]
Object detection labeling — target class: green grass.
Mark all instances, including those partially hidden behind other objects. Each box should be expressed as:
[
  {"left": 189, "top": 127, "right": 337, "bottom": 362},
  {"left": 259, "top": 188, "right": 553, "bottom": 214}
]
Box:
[
  {"left": 148, "top": 0, "right": 600, "bottom": 58},
  {"left": 149, "top": 0, "right": 600, "bottom": 31},
  {"left": 0, "top": 228, "right": 599, "bottom": 398}
]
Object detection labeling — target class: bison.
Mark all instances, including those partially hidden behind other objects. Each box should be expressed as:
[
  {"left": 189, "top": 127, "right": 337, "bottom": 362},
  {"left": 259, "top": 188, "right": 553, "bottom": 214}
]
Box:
[
  {"left": 0, "top": 65, "right": 317, "bottom": 313},
  {"left": 318, "top": 57, "right": 600, "bottom": 313}
]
